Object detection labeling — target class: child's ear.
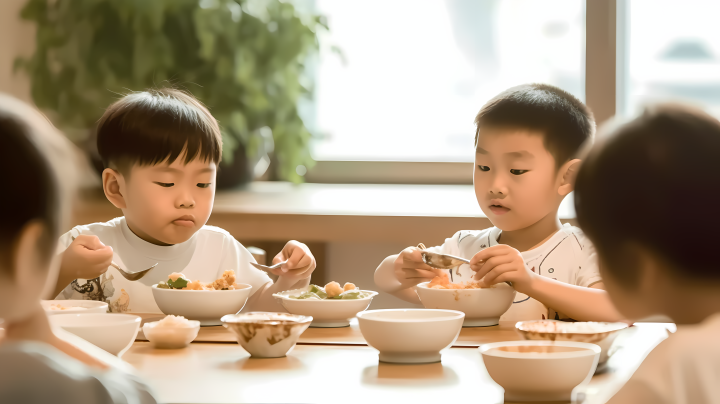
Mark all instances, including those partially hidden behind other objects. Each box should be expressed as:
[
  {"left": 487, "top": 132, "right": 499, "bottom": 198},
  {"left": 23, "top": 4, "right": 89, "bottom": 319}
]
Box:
[
  {"left": 557, "top": 158, "right": 582, "bottom": 197},
  {"left": 102, "top": 168, "right": 127, "bottom": 209}
]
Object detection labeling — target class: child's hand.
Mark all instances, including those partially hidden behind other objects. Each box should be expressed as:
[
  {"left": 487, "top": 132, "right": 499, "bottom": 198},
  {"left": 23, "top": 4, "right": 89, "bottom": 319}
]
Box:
[
  {"left": 60, "top": 235, "right": 114, "bottom": 280},
  {"left": 269, "top": 241, "right": 316, "bottom": 282},
  {"left": 393, "top": 247, "right": 444, "bottom": 288},
  {"left": 470, "top": 245, "right": 534, "bottom": 292}
]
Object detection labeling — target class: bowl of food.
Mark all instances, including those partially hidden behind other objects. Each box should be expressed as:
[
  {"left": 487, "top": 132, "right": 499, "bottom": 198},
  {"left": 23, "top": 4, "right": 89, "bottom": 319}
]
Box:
[
  {"left": 221, "top": 312, "right": 313, "bottom": 358},
  {"left": 151, "top": 271, "right": 252, "bottom": 326},
  {"left": 49, "top": 313, "right": 141, "bottom": 356},
  {"left": 142, "top": 315, "right": 201, "bottom": 349},
  {"left": 273, "top": 282, "right": 378, "bottom": 327},
  {"left": 41, "top": 300, "right": 109, "bottom": 315},
  {"left": 416, "top": 273, "right": 516, "bottom": 327},
  {"left": 515, "top": 320, "right": 629, "bottom": 364},
  {"left": 480, "top": 340, "right": 600, "bottom": 402},
  {"left": 356, "top": 309, "right": 464, "bottom": 364}
]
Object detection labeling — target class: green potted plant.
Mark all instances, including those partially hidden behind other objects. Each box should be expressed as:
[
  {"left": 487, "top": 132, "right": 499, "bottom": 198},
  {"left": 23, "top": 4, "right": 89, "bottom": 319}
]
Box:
[{"left": 15, "top": 0, "right": 324, "bottom": 185}]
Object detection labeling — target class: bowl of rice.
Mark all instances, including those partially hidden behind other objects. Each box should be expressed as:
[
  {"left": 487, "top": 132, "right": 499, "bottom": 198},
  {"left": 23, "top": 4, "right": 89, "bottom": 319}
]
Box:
[
  {"left": 515, "top": 320, "right": 629, "bottom": 364},
  {"left": 416, "top": 274, "right": 516, "bottom": 327},
  {"left": 143, "top": 315, "right": 200, "bottom": 349}
]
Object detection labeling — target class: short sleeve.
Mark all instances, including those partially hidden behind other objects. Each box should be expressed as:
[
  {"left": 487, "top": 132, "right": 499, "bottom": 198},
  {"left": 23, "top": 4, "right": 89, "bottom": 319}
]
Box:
[
  {"left": 425, "top": 231, "right": 463, "bottom": 257},
  {"left": 217, "top": 236, "right": 272, "bottom": 297},
  {"left": 574, "top": 235, "right": 603, "bottom": 288}
]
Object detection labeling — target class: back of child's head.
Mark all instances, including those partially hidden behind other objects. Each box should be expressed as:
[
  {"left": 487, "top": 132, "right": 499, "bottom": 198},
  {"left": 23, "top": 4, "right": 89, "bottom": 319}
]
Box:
[
  {"left": 97, "top": 88, "right": 222, "bottom": 173},
  {"left": 575, "top": 104, "right": 720, "bottom": 285},
  {"left": 0, "top": 94, "right": 76, "bottom": 272},
  {"left": 475, "top": 84, "right": 595, "bottom": 167}
]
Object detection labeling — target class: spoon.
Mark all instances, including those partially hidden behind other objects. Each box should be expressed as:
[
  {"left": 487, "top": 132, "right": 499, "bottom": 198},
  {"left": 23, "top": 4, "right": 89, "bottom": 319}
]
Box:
[
  {"left": 417, "top": 243, "right": 512, "bottom": 287},
  {"left": 71, "top": 235, "right": 158, "bottom": 281},
  {"left": 250, "top": 260, "right": 288, "bottom": 272}
]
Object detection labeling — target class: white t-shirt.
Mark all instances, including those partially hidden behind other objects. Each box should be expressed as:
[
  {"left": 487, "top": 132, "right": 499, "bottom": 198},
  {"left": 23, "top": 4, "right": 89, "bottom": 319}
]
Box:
[
  {"left": 608, "top": 313, "right": 720, "bottom": 404},
  {"left": 426, "top": 223, "right": 602, "bottom": 321},
  {"left": 0, "top": 341, "right": 156, "bottom": 404},
  {"left": 55, "top": 217, "right": 272, "bottom": 313}
]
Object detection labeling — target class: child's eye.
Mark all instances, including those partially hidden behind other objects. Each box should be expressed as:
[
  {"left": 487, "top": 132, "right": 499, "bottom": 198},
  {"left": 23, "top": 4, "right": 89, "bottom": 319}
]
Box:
[
  {"left": 477, "top": 165, "right": 490, "bottom": 172},
  {"left": 197, "top": 183, "right": 211, "bottom": 188},
  {"left": 154, "top": 182, "right": 174, "bottom": 187},
  {"left": 510, "top": 169, "right": 529, "bottom": 175}
]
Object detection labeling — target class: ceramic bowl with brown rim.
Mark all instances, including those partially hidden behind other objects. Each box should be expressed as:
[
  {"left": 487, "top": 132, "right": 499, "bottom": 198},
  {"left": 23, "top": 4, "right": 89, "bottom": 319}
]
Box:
[
  {"left": 221, "top": 312, "right": 313, "bottom": 358},
  {"left": 515, "top": 320, "right": 629, "bottom": 364}
]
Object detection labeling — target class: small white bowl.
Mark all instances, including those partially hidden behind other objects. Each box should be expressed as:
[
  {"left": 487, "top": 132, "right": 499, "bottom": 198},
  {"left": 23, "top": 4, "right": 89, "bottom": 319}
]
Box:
[
  {"left": 515, "top": 320, "right": 629, "bottom": 364},
  {"left": 41, "top": 300, "right": 109, "bottom": 315},
  {"left": 221, "top": 312, "right": 312, "bottom": 358},
  {"left": 273, "top": 287, "right": 378, "bottom": 327},
  {"left": 50, "top": 313, "right": 141, "bottom": 356},
  {"left": 480, "top": 340, "right": 600, "bottom": 402},
  {"left": 143, "top": 319, "right": 201, "bottom": 349},
  {"left": 416, "top": 282, "right": 516, "bottom": 327},
  {"left": 356, "top": 309, "right": 464, "bottom": 364},
  {"left": 151, "top": 284, "right": 252, "bottom": 326}
]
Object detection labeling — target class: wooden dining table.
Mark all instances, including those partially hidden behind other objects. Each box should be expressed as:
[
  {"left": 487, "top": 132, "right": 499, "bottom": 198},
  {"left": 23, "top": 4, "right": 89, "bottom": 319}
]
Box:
[{"left": 122, "top": 315, "right": 674, "bottom": 404}]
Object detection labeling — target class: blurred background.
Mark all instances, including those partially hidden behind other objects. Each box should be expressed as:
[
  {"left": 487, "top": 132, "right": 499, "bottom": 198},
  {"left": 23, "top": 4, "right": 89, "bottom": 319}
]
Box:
[{"left": 1, "top": 0, "right": 717, "bottom": 308}]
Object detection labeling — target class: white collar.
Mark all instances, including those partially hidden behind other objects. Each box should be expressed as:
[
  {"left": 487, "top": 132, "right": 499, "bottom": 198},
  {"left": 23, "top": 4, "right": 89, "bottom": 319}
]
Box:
[{"left": 119, "top": 217, "right": 196, "bottom": 261}]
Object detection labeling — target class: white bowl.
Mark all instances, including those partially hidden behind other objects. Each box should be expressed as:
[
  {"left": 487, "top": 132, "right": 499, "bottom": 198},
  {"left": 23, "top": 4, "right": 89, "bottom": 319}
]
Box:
[
  {"left": 143, "top": 319, "right": 201, "bottom": 349},
  {"left": 41, "top": 300, "right": 109, "bottom": 315},
  {"left": 480, "top": 340, "right": 600, "bottom": 402},
  {"left": 50, "top": 313, "right": 141, "bottom": 356},
  {"left": 221, "top": 312, "right": 312, "bottom": 358},
  {"left": 273, "top": 287, "right": 378, "bottom": 327},
  {"left": 356, "top": 309, "right": 464, "bottom": 364},
  {"left": 515, "top": 320, "right": 629, "bottom": 364},
  {"left": 416, "top": 282, "right": 516, "bottom": 326},
  {"left": 151, "top": 284, "right": 252, "bottom": 326}
]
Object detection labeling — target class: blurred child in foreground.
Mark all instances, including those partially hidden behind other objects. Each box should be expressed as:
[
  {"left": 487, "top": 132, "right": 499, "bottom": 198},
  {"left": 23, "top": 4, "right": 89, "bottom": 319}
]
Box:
[
  {"left": 0, "top": 94, "right": 156, "bottom": 403},
  {"left": 575, "top": 104, "right": 720, "bottom": 403}
]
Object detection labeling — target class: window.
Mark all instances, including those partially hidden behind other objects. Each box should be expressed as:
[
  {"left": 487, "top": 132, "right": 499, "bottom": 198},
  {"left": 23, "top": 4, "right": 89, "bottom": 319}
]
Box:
[
  {"left": 307, "top": 0, "right": 586, "bottom": 163},
  {"left": 622, "top": 0, "right": 720, "bottom": 117}
]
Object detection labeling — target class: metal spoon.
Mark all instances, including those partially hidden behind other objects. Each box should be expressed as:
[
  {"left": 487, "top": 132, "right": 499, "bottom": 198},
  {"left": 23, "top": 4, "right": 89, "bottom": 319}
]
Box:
[
  {"left": 250, "top": 260, "right": 288, "bottom": 272},
  {"left": 71, "top": 235, "right": 158, "bottom": 281},
  {"left": 417, "top": 244, "right": 512, "bottom": 287}
]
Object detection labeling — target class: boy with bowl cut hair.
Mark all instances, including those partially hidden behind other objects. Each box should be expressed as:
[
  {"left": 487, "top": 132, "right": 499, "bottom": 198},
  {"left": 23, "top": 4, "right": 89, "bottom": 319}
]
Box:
[
  {"left": 375, "top": 84, "right": 623, "bottom": 322},
  {"left": 54, "top": 88, "right": 316, "bottom": 313},
  {"left": 0, "top": 94, "right": 156, "bottom": 403},
  {"left": 574, "top": 105, "right": 720, "bottom": 403}
]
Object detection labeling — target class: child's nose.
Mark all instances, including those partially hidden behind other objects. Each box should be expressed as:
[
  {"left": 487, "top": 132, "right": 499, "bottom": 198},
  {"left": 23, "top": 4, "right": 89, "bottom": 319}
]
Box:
[
  {"left": 177, "top": 193, "right": 195, "bottom": 208},
  {"left": 489, "top": 175, "right": 508, "bottom": 195}
]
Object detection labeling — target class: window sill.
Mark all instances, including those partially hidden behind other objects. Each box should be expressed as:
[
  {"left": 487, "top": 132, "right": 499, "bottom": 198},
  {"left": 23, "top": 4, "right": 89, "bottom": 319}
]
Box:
[{"left": 73, "top": 182, "right": 576, "bottom": 245}]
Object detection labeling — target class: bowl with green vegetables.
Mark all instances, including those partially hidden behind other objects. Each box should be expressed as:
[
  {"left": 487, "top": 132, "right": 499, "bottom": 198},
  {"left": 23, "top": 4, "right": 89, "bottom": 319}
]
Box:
[{"left": 273, "top": 282, "right": 377, "bottom": 328}]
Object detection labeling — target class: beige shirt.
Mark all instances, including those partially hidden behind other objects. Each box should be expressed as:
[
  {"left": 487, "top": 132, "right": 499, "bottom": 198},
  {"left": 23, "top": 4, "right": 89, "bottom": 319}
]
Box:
[{"left": 608, "top": 313, "right": 720, "bottom": 404}]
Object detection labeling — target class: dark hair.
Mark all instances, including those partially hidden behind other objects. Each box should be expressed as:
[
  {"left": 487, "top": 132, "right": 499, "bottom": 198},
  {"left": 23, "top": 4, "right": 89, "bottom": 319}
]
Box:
[
  {"left": 575, "top": 104, "right": 720, "bottom": 284},
  {"left": 0, "top": 97, "right": 61, "bottom": 272},
  {"left": 475, "top": 84, "right": 595, "bottom": 167},
  {"left": 97, "top": 88, "right": 222, "bottom": 172}
]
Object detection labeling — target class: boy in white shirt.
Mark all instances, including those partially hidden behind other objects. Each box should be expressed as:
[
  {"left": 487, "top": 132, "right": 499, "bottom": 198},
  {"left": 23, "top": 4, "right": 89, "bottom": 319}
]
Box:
[
  {"left": 52, "top": 89, "right": 316, "bottom": 313},
  {"left": 375, "top": 84, "right": 623, "bottom": 321},
  {"left": 574, "top": 105, "right": 720, "bottom": 403},
  {"left": 0, "top": 93, "right": 156, "bottom": 403}
]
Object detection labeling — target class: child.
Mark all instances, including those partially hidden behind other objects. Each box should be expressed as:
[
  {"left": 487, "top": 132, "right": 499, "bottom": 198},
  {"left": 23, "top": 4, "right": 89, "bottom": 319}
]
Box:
[
  {"left": 0, "top": 93, "right": 156, "bottom": 403},
  {"left": 574, "top": 105, "right": 720, "bottom": 403},
  {"left": 52, "top": 89, "right": 316, "bottom": 313},
  {"left": 375, "top": 84, "right": 623, "bottom": 322}
]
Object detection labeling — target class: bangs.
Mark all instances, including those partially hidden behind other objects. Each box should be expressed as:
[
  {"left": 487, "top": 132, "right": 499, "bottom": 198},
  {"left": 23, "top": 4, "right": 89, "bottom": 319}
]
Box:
[{"left": 97, "top": 89, "right": 222, "bottom": 170}]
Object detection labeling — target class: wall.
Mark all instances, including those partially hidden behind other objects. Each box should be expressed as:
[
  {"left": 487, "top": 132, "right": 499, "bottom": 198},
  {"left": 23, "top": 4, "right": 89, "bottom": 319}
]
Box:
[{"left": 0, "top": 0, "right": 34, "bottom": 103}]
